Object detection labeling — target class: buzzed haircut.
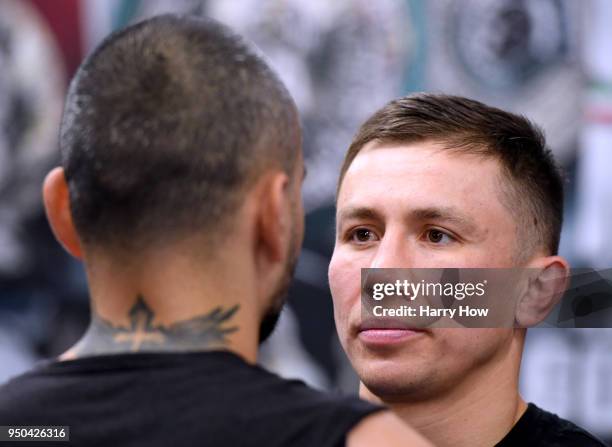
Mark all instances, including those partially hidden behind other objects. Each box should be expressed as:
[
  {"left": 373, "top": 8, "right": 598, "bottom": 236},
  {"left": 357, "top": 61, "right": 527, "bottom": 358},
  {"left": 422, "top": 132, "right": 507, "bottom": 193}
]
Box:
[
  {"left": 60, "top": 14, "right": 300, "bottom": 250},
  {"left": 338, "top": 93, "right": 564, "bottom": 258}
]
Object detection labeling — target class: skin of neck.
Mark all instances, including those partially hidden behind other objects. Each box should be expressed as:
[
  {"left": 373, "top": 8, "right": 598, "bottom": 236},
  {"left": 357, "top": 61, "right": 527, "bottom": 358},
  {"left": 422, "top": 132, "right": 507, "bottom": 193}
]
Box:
[
  {"left": 360, "top": 332, "right": 528, "bottom": 447},
  {"left": 61, "top": 191, "right": 282, "bottom": 365}
]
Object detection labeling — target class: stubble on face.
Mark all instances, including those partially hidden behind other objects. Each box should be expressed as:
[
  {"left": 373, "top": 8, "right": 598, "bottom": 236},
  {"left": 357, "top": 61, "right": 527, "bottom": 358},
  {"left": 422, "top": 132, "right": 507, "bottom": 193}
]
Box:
[{"left": 259, "top": 158, "right": 305, "bottom": 344}]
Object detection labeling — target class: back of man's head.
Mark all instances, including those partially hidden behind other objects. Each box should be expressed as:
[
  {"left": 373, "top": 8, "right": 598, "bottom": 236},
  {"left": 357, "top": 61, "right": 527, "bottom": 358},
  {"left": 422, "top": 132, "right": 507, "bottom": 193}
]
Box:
[{"left": 60, "top": 14, "right": 300, "bottom": 252}]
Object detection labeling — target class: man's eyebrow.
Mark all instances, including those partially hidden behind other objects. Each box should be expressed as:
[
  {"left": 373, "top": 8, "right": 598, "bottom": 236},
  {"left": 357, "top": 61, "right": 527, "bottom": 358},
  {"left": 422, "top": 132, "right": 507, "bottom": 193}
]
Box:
[
  {"left": 337, "top": 205, "right": 479, "bottom": 233},
  {"left": 408, "top": 207, "right": 478, "bottom": 233},
  {"left": 337, "top": 206, "right": 382, "bottom": 223}
]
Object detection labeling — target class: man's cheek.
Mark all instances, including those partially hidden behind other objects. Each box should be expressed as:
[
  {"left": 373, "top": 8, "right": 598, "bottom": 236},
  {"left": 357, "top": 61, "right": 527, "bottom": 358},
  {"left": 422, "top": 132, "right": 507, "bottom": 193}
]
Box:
[
  {"left": 329, "top": 257, "right": 358, "bottom": 328},
  {"left": 329, "top": 256, "right": 360, "bottom": 306}
]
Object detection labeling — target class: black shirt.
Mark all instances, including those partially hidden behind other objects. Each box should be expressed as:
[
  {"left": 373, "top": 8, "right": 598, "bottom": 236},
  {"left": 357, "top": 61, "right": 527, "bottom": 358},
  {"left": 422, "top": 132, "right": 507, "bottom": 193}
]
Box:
[
  {"left": 496, "top": 403, "right": 609, "bottom": 446},
  {"left": 0, "top": 351, "right": 383, "bottom": 447}
]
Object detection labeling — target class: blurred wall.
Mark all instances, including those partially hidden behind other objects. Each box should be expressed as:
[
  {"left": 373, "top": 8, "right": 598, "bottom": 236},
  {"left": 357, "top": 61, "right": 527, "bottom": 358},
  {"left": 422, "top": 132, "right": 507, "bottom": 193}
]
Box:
[{"left": 0, "top": 0, "right": 610, "bottom": 440}]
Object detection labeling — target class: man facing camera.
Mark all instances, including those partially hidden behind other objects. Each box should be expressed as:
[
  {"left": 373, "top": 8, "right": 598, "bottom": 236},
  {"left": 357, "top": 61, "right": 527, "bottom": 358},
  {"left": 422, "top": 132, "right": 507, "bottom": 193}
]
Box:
[
  {"left": 329, "top": 94, "right": 607, "bottom": 446},
  {"left": 0, "top": 15, "right": 431, "bottom": 447}
]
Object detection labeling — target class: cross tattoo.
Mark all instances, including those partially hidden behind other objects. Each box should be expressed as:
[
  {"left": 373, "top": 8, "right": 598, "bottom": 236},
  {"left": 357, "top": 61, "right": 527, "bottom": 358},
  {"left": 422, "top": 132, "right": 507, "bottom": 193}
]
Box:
[{"left": 113, "top": 297, "right": 165, "bottom": 351}]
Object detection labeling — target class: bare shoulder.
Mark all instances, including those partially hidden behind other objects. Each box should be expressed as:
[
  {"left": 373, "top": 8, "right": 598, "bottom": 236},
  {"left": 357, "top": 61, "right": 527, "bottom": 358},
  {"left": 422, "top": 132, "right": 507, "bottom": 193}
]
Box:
[{"left": 347, "top": 411, "right": 433, "bottom": 447}]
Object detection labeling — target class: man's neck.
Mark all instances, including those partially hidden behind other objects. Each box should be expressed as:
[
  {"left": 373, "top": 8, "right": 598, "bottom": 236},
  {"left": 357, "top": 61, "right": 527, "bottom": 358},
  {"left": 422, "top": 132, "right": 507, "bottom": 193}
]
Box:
[
  {"left": 61, "top": 248, "right": 260, "bottom": 363},
  {"left": 362, "top": 344, "right": 527, "bottom": 447},
  {"left": 65, "top": 295, "right": 248, "bottom": 357}
]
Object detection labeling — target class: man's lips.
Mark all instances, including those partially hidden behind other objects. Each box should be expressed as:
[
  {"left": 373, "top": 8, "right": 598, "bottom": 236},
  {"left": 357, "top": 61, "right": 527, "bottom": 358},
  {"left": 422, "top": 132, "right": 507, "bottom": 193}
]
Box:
[
  {"left": 358, "top": 317, "right": 425, "bottom": 332},
  {"left": 355, "top": 318, "right": 427, "bottom": 346},
  {"left": 357, "top": 328, "right": 425, "bottom": 345}
]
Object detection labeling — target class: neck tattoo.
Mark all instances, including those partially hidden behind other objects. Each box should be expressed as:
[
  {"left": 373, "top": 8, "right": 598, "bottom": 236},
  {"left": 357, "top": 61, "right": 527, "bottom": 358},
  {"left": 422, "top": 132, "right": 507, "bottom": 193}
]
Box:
[{"left": 73, "top": 295, "right": 240, "bottom": 357}]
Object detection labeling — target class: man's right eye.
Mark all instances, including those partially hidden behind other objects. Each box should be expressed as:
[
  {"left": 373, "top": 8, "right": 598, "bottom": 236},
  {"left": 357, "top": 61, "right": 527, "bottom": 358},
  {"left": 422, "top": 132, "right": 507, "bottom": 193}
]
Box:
[{"left": 349, "top": 228, "right": 378, "bottom": 244}]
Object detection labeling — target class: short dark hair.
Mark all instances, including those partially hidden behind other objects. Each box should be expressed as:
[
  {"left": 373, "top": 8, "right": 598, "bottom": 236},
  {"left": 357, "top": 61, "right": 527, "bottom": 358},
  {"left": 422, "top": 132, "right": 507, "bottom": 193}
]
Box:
[
  {"left": 338, "top": 93, "right": 564, "bottom": 257},
  {"left": 60, "top": 14, "right": 300, "bottom": 250}
]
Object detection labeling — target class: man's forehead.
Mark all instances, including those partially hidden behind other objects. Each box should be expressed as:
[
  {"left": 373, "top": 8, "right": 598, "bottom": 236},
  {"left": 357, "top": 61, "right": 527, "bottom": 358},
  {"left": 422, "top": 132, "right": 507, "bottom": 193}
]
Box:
[
  {"left": 336, "top": 141, "right": 511, "bottom": 234},
  {"left": 349, "top": 140, "right": 497, "bottom": 175},
  {"left": 341, "top": 143, "right": 501, "bottom": 200}
]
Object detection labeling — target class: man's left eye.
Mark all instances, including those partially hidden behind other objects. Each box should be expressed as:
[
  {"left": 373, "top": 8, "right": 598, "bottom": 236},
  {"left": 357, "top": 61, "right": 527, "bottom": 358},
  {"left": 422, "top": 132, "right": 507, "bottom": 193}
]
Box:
[{"left": 426, "top": 229, "right": 454, "bottom": 244}]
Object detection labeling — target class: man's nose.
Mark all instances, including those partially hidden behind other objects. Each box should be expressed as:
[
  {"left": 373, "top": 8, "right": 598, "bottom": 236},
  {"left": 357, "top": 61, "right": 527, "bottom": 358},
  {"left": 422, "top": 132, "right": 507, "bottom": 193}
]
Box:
[{"left": 369, "top": 230, "right": 413, "bottom": 269}]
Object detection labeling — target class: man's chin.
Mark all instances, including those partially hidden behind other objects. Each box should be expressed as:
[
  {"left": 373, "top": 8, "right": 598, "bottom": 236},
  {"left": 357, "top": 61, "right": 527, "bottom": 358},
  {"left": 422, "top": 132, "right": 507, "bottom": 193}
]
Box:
[
  {"left": 258, "top": 308, "right": 282, "bottom": 344},
  {"left": 259, "top": 237, "right": 299, "bottom": 344},
  {"left": 353, "top": 358, "right": 438, "bottom": 402},
  {"left": 361, "top": 377, "right": 435, "bottom": 403}
]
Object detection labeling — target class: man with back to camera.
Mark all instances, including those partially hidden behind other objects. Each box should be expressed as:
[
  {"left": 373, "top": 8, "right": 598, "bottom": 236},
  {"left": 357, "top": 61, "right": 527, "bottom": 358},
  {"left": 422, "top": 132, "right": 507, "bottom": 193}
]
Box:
[
  {"left": 0, "top": 15, "right": 433, "bottom": 447},
  {"left": 329, "top": 94, "right": 609, "bottom": 446}
]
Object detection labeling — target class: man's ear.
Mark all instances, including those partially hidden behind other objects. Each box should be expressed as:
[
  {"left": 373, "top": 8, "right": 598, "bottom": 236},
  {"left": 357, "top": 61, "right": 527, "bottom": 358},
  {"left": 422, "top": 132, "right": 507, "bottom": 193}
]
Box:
[
  {"left": 42, "top": 167, "right": 83, "bottom": 259},
  {"left": 254, "top": 171, "right": 291, "bottom": 263},
  {"left": 515, "top": 256, "right": 570, "bottom": 327}
]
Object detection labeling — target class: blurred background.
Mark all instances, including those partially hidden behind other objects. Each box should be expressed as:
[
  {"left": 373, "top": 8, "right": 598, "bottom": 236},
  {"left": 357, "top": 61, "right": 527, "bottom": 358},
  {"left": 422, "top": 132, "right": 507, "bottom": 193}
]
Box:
[{"left": 0, "top": 0, "right": 610, "bottom": 441}]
